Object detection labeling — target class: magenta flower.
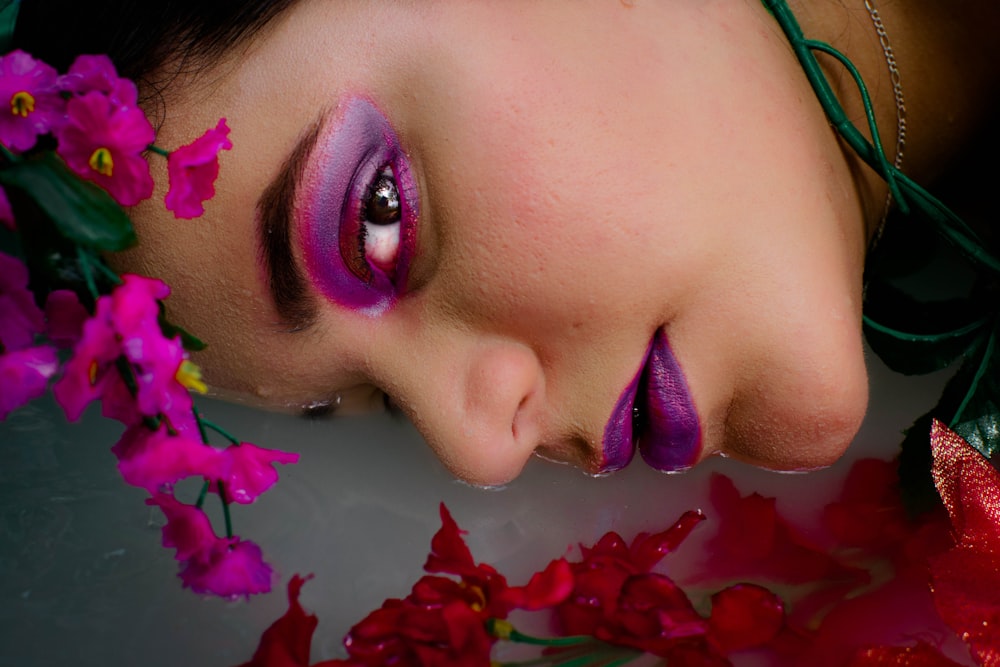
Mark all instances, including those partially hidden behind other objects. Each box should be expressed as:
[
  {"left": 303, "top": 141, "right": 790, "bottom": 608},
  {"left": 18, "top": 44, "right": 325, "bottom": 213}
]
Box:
[
  {"left": 0, "top": 50, "right": 65, "bottom": 152},
  {"left": 0, "top": 345, "right": 58, "bottom": 419},
  {"left": 0, "top": 251, "right": 46, "bottom": 352},
  {"left": 112, "top": 424, "right": 225, "bottom": 493},
  {"left": 213, "top": 442, "right": 300, "bottom": 504},
  {"left": 54, "top": 91, "right": 154, "bottom": 206},
  {"left": 59, "top": 54, "right": 138, "bottom": 109},
  {"left": 52, "top": 274, "right": 200, "bottom": 433},
  {"left": 164, "top": 118, "right": 232, "bottom": 219},
  {"left": 52, "top": 295, "right": 122, "bottom": 421},
  {"left": 180, "top": 538, "right": 274, "bottom": 599},
  {"left": 147, "top": 492, "right": 274, "bottom": 599},
  {"left": 0, "top": 186, "right": 13, "bottom": 230},
  {"left": 147, "top": 493, "right": 219, "bottom": 561},
  {"left": 44, "top": 289, "right": 89, "bottom": 348}
]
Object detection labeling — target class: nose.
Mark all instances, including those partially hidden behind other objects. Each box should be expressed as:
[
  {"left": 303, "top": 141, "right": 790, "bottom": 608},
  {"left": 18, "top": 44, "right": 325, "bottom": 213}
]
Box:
[{"left": 388, "top": 336, "right": 546, "bottom": 487}]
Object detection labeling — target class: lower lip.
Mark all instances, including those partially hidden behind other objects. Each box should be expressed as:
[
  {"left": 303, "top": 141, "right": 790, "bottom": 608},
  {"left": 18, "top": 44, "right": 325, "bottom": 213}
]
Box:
[{"left": 601, "top": 329, "right": 701, "bottom": 473}]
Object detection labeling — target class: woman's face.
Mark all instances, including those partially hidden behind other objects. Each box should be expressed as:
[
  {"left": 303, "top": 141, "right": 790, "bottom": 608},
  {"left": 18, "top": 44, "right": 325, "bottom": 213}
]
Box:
[{"left": 125, "top": 0, "right": 871, "bottom": 486}]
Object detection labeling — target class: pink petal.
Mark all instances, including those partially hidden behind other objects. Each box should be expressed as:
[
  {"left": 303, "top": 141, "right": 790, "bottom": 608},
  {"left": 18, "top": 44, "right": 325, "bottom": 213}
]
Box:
[
  {"left": 146, "top": 493, "right": 219, "bottom": 561},
  {"left": 113, "top": 424, "right": 224, "bottom": 493},
  {"left": 0, "top": 345, "right": 58, "bottom": 419},
  {"left": 217, "top": 442, "right": 300, "bottom": 504},
  {"left": 180, "top": 538, "right": 274, "bottom": 599},
  {"left": 44, "top": 289, "right": 89, "bottom": 348},
  {"left": 165, "top": 118, "right": 232, "bottom": 219}
]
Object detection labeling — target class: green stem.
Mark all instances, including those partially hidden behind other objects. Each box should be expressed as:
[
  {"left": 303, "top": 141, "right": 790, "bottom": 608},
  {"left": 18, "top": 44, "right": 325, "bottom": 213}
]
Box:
[
  {"left": 199, "top": 418, "right": 241, "bottom": 446},
  {"left": 508, "top": 629, "right": 596, "bottom": 648},
  {"left": 146, "top": 144, "right": 170, "bottom": 158},
  {"left": 760, "top": 0, "right": 1000, "bottom": 277},
  {"left": 76, "top": 247, "right": 100, "bottom": 301},
  {"left": 218, "top": 481, "right": 233, "bottom": 538},
  {"left": 195, "top": 479, "right": 210, "bottom": 509}
]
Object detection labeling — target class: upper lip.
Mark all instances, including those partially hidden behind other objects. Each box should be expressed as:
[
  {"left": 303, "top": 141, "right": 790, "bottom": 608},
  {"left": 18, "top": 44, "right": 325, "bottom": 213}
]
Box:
[{"left": 601, "top": 329, "right": 702, "bottom": 473}]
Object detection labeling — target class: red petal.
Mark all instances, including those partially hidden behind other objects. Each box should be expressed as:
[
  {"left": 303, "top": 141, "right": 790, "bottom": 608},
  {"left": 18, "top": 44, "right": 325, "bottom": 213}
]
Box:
[
  {"left": 235, "top": 574, "right": 317, "bottom": 667},
  {"left": 846, "top": 642, "right": 966, "bottom": 667},
  {"left": 423, "top": 503, "right": 477, "bottom": 577},
  {"left": 706, "top": 584, "right": 784, "bottom": 654},
  {"left": 630, "top": 510, "right": 706, "bottom": 571}
]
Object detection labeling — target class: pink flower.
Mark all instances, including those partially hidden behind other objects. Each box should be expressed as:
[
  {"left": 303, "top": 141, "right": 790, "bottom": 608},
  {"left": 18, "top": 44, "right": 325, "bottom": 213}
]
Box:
[
  {"left": 180, "top": 538, "right": 274, "bottom": 599},
  {"left": 59, "top": 54, "right": 138, "bottom": 108},
  {"left": 0, "top": 251, "right": 45, "bottom": 352},
  {"left": 0, "top": 186, "right": 13, "bottom": 230},
  {"left": 165, "top": 118, "right": 232, "bottom": 218},
  {"left": 147, "top": 492, "right": 275, "bottom": 599},
  {"left": 112, "top": 424, "right": 225, "bottom": 493},
  {"left": 54, "top": 90, "right": 154, "bottom": 206},
  {"left": 43, "top": 289, "right": 89, "bottom": 348},
  {"left": 213, "top": 442, "right": 300, "bottom": 504},
  {"left": 0, "top": 50, "right": 65, "bottom": 151},
  {"left": 52, "top": 295, "right": 124, "bottom": 421},
  {"left": 52, "top": 274, "right": 199, "bottom": 433},
  {"left": 0, "top": 345, "right": 58, "bottom": 419},
  {"left": 147, "top": 492, "right": 219, "bottom": 561}
]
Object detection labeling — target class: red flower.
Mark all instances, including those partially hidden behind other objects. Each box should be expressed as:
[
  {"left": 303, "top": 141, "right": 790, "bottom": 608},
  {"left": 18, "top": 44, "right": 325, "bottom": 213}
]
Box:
[
  {"left": 554, "top": 510, "right": 746, "bottom": 660},
  {"left": 164, "top": 118, "right": 232, "bottom": 219},
  {"left": 705, "top": 584, "right": 784, "bottom": 654},
  {"left": 846, "top": 642, "right": 967, "bottom": 666},
  {"left": 424, "top": 504, "right": 573, "bottom": 617},
  {"left": 0, "top": 50, "right": 64, "bottom": 152},
  {"left": 927, "top": 420, "right": 1000, "bottom": 667},
  {"left": 338, "top": 504, "right": 572, "bottom": 666},
  {"left": 54, "top": 90, "right": 154, "bottom": 206},
  {"left": 236, "top": 575, "right": 326, "bottom": 667}
]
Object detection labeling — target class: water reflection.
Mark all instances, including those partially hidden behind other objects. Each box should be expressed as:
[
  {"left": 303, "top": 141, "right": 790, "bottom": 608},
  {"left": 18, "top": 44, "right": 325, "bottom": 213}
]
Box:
[{"left": 0, "top": 351, "right": 952, "bottom": 666}]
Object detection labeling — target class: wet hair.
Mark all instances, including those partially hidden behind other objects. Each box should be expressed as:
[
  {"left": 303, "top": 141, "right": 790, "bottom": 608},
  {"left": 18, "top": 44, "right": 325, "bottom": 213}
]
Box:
[{"left": 12, "top": 0, "right": 298, "bottom": 92}]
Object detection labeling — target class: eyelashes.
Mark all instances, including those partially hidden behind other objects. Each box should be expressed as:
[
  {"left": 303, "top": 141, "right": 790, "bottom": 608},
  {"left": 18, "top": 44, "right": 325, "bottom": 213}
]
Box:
[
  {"left": 350, "top": 166, "right": 403, "bottom": 285},
  {"left": 299, "top": 97, "right": 418, "bottom": 317}
]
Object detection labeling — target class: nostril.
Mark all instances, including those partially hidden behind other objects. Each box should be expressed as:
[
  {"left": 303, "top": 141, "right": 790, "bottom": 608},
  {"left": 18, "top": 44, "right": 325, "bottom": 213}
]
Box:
[{"left": 512, "top": 393, "right": 531, "bottom": 440}]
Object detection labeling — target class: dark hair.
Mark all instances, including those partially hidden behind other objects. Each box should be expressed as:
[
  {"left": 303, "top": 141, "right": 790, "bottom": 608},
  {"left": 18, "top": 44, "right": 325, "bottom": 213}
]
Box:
[{"left": 12, "top": 0, "right": 298, "bottom": 94}]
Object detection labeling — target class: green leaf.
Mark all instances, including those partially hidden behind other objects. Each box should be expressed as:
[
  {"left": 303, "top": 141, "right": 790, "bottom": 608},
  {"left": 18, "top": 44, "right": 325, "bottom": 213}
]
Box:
[
  {"left": 863, "top": 314, "right": 989, "bottom": 376},
  {"left": 159, "top": 314, "right": 207, "bottom": 352},
  {"left": 948, "top": 321, "right": 1000, "bottom": 459},
  {"left": 0, "top": 152, "right": 136, "bottom": 252}
]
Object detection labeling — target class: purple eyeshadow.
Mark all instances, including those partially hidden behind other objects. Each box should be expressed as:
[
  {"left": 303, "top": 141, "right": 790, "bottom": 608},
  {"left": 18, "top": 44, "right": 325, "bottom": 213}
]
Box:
[{"left": 297, "top": 97, "right": 418, "bottom": 316}]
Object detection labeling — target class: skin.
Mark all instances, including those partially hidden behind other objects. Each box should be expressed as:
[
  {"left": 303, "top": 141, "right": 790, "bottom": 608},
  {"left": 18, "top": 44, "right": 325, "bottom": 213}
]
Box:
[{"left": 118, "top": 0, "right": 998, "bottom": 486}]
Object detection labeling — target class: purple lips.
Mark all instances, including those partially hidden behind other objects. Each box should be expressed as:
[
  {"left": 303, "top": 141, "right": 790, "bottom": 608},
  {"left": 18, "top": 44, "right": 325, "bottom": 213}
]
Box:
[{"left": 601, "top": 329, "right": 701, "bottom": 473}]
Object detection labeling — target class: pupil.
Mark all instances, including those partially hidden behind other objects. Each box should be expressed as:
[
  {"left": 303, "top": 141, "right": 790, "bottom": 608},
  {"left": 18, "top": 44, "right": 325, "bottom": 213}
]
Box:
[{"left": 366, "top": 174, "right": 400, "bottom": 225}]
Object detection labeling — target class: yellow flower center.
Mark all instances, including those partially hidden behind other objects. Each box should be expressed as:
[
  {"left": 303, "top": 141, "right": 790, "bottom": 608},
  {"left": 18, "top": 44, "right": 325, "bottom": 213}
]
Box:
[
  {"left": 10, "top": 91, "right": 35, "bottom": 117},
  {"left": 176, "top": 360, "right": 208, "bottom": 394},
  {"left": 88, "top": 360, "right": 99, "bottom": 386},
  {"left": 489, "top": 619, "right": 514, "bottom": 641},
  {"left": 88, "top": 148, "right": 114, "bottom": 177}
]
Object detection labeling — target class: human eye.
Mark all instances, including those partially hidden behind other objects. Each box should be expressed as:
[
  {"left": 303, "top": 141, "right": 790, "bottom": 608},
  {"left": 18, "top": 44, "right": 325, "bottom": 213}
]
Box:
[
  {"left": 343, "top": 166, "right": 403, "bottom": 285},
  {"left": 298, "top": 98, "right": 419, "bottom": 316}
]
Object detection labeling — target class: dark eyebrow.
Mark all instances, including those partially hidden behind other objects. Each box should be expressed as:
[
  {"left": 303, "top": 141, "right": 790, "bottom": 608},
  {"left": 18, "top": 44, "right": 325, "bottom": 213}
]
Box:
[{"left": 256, "top": 117, "right": 325, "bottom": 332}]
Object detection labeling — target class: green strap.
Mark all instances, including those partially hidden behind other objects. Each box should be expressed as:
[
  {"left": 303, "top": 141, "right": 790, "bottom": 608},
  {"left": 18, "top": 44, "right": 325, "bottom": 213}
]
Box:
[
  {"left": 0, "top": 0, "right": 19, "bottom": 54},
  {"left": 760, "top": 0, "right": 1000, "bottom": 277}
]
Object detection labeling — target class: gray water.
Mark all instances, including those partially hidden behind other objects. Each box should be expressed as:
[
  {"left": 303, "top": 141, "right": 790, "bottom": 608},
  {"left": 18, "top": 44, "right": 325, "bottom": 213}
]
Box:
[{"left": 0, "top": 349, "right": 954, "bottom": 667}]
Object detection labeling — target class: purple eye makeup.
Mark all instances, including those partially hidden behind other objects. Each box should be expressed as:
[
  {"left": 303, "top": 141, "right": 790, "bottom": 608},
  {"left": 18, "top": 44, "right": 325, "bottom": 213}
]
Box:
[{"left": 298, "top": 97, "right": 419, "bottom": 316}]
